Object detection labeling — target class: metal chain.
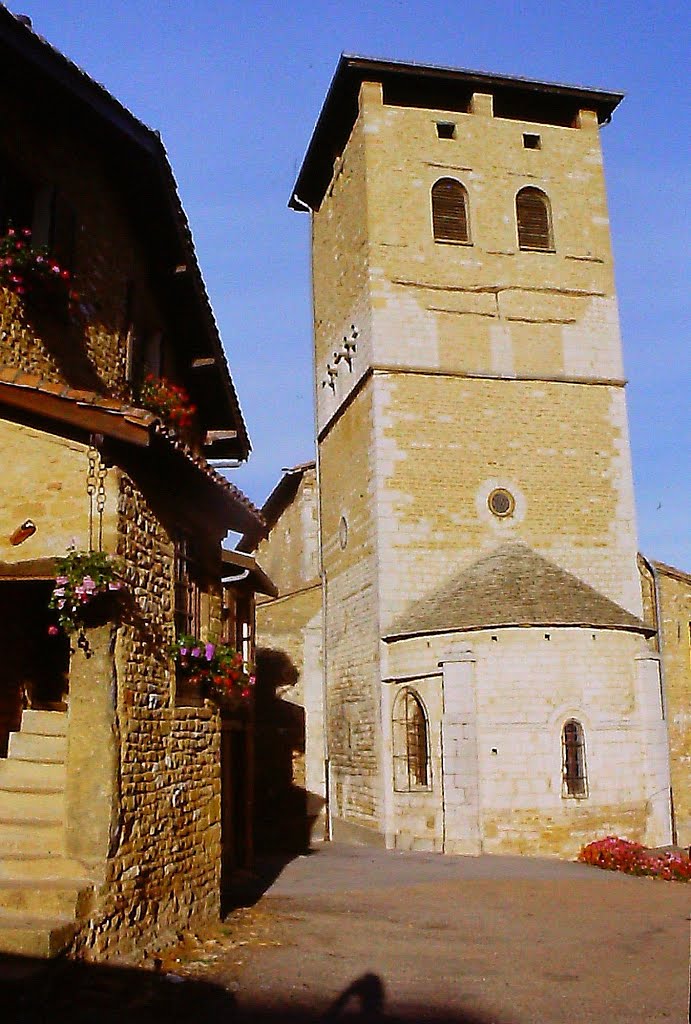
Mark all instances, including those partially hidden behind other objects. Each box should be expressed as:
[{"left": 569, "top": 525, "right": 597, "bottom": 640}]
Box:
[
  {"left": 86, "top": 446, "right": 98, "bottom": 552},
  {"left": 96, "top": 457, "right": 108, "bottom": 552}
]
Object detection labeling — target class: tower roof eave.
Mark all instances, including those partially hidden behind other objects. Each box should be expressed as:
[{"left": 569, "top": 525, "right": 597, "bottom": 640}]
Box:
[{"left": 289, "top": 54, "right": 624, "bottom": 212}]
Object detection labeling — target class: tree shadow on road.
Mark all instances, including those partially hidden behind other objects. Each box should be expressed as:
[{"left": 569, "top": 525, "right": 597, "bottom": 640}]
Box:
[{"left": 0, "top": 955, "right": 517, "bottom": 1023}]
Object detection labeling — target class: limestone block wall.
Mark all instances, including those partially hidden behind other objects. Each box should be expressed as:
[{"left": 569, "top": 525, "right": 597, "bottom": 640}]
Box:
[
  {"left": 0, "top": 419, "right": 119, "bottom": 563},
  {"left": 253, "top": 468, "right": 319, "bottom": 595},
  {"left": 71, "top": 472, "right": 223, "bottom": 960},
  {"left": 312, "top": 92, "right": 374, "bottom": 436},
  {"left": 656, "top": 571, "right": 691, "bottom": 845},
  {"left": 372, "top": 373, "right": 642, "bottom": 625},
  {"left": 319, "top": 386, "right": 383, "bottom": 830},
  {"left": 383, "top": 626, "right": 670, "bottom": 857},
  {"left": 639, "top": 561, "right": 691, "bottom": 845}
]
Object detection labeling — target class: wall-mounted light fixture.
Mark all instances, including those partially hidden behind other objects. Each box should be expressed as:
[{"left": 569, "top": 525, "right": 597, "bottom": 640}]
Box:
[{"left": 10, "top": 519, "right": 36, "bottom": 546}]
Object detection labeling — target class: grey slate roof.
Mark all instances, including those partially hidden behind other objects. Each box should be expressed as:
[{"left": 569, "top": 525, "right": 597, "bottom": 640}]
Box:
[{"left": 383, "top": 543, "right": 652, "bottom": 641}]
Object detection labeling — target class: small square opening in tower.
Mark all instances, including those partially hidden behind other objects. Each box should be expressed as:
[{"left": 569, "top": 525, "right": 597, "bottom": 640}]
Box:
[
  {"left": 523, "top": 133, "right": 541, "bottom": 149},
  {"left": 436, "top": 121, "right": 456, "bottom": 140}
]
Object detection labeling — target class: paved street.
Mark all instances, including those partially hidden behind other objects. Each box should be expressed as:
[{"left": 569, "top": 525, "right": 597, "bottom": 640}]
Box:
[
  {"left": 228, "top": 841, "right": 691, "bottom": 1023},
  {"left": 1, "top": 841, "right": 690, "bottom": 1022}
]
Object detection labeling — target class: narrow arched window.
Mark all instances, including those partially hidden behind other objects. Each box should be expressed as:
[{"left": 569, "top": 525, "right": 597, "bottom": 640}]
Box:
[
  {"left": 431, "top": 178, "right": 470, "bottom": 244},
  {"left": 562, "top": 719, "right": 588, "bottom": 797},
  {"left": 393, "top": 689, "right": 431, "bottom": 791},
  {"left": 516, "top": 186, "right": 553, "bottom": 251}
]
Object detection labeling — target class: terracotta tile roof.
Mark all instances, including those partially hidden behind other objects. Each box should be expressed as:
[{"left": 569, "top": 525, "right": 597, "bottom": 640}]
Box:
[
  {"left": 384, "top": 543, "right": 652, "bottom": 642},
  {"left": 0, "top": 369, "right": 263, "bottom": 531},
  {"left": 0, "top": 366, "right": 157, "bottom": 426}
]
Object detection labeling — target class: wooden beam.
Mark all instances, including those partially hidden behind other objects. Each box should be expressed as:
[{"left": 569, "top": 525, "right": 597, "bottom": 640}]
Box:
[
  {"left": 191, "top": 357, "right": 216, "bottom": 369},
  {"left": 0, "top": 384, "right": 152, "bottom": 447},
  {"left": 204, "top": 429, "right": 238, "bottom": 444}
]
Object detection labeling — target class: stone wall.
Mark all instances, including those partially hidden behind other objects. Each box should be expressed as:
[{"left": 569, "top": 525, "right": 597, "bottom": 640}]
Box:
[
  {"left": 70, "top": 471, "right": 223, "bottom": 960},
  {"left": 639, "top": 559, "right": 691, "bottom": 846},
  {"left": 0, "top": 419, "right": 119, "bottom": 564},
  {"left": 383, "top": 626, "right": 670, "bottom": 857},
  {"left": 0, "top": 85, "right": 169, "bottom": 397}
]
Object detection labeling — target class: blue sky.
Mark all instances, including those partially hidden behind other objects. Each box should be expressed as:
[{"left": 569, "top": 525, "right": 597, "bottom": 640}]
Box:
[{"left": 14, "top": 1, "right": 689, "bottom": 568}]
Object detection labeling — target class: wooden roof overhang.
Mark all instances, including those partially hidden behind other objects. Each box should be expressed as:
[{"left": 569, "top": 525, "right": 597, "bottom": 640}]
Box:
[
  {"left": 0, "top": 7, "right": 250, "bottom": 460},
  {"left": 222, "top": 548, "right": 278, "bottom": 598},
  {"left": 290, "top": 54, "right": 625, "bottom": 211}
]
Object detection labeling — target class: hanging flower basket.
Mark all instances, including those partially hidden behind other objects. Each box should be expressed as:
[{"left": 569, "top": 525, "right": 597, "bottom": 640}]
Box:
[
  {"left": 170, "top": 634, "right": 255, "bottom": 709},
  {"left": 0, "top": 227, "right": 78, "bottom": 317},
  {"left": 139, "top": 375, "right": 196, "bottom": 432},
  {"left": 48, "top": 548, "right": 123, "bottom": 638}
]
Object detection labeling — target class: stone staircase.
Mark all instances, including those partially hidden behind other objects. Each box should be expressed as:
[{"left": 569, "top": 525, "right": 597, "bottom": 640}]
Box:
[{"left": 0, "top": 710, "right": 94, "bottom": 957}]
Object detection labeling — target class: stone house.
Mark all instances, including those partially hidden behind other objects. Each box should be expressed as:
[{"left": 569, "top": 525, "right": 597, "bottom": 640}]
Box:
[
  {"left": 247, "top": 56, "right": 688, "bottom": 857},
  {"left": 0, "top": 9, "right": 265, "bottom": 959}
]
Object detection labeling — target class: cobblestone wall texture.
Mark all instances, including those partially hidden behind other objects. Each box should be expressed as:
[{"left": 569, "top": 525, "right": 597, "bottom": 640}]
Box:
[{"left": 71, "top": 473, "right": 222, "bottom": 960}]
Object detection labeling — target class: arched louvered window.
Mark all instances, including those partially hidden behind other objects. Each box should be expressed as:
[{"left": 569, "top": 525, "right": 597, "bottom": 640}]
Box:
[
  {"left": 431, "top": 178, "right": 470, "bottom": 244},
  {"left": 516, "top": 186, "right": 553, "bottom": 251},
  {"left": 562, "top": 719, "right": 588, "bottom": 798},
  {"left": 393, "top": 689, "right": 431, "bottom": 791}
]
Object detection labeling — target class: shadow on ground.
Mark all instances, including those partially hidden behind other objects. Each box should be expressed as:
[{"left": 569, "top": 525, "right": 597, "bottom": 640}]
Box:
[{"left": 0, "top": 955, "right": 516, "bottom": 1023}]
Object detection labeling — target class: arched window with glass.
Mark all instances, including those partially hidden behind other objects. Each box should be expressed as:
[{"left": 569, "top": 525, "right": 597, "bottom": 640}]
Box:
[
  {"left": 431, "top": 177, "right": 470, "bottom": 244},
  {"left": 516, "top": 186, "right": 553, "bottom": 251},
  {"left": 562, "top": 719, "right": 588, "bottom": 797},
  {"left": 393, "top": 689, "right": 431, "bottom": 792}
]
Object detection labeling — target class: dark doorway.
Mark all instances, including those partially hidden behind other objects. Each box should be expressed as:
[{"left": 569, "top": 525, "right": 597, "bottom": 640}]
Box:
[
  {"left": 0, "top": 580, "right": 69, "bottom": 754},
  {"left": 220, "top": 715, "right": 253, "bottom": 893}
]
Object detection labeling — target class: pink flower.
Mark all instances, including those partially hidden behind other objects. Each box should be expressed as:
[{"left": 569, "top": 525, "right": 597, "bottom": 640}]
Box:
[
  {"left": 248, "top": 675, "right": 256, "bottom": 687},
  {"left": 47, "top": 625, "right": 59, "bottom": 636},
  {"left": 205, "top": 643, "right": 215, "bottom": 661},
  {"left": 108, "top": 581, "right": 122, "bottom": 591},
  {"left": 191, "top": 647, "right": 201, "bottom": 658},
  {"left": 55, "top": 576, "right": 68, "bottom": 586},
  {"left": 180, "top": 647, "right": 188, "bottom": 656},
  {"left": 81, "top": 576, "right": 96, "bottom": 592}
]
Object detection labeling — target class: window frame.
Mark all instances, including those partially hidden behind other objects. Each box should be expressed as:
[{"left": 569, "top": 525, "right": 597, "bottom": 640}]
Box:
[
  {"left": 393, "top": 688, "right": 432, "bottom": 793},
  {"left": 431, "top": 177, "right": 471, "bottom": 246},
  {"left": 515, "top": 186, "right": 554, "bottom": 252},
  {"left": 561, "top": 718, "right": 588, "bottom": 799}
]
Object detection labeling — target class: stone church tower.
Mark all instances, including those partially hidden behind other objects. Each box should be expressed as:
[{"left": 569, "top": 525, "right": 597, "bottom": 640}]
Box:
[{"left": 288, "top": 56, "right": 672, "bottom": 855}]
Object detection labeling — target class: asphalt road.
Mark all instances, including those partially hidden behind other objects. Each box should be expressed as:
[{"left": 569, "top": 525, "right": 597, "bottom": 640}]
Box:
[
  {"left": 230, "top": 841, "right": 691, "bottom": 1023},
  {"left": 2, "top": 842, "right": 689, "bottom": 1023}
]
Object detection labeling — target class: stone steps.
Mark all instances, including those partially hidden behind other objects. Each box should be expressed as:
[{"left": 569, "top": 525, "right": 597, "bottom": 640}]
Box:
[
  {"left": 0, "top": 786, "right": 65, "bottom": 820},
  {"left": 0, "top": 909, "right": 77, "bottom": 957},
  {"left": 0, "top": 877, "right": 92, "bottom": 916},
  {"left": 0, "top": 709, "right": 93, "bottom": 958},
  {"left": 20, "top": 710, "right": 68, "bottom": 737},
  {"left": 8, "top": 732, "right": 67, "bottom": 763},
  {"left": 0, "top": 852, "right": 89, "bottom": 881},
  {"left": 0, "top": 757, "right": 66, "bottom": 788},
  {"left": 0, "top": 819, "right": 66, "bottom": 855}
]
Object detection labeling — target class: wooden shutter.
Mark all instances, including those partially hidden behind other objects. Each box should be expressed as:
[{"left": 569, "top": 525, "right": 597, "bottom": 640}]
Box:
[
  {"left": 432, "top": 178, "right": 469, "bottom": 243},
  {"left": 516, "top": 187, "right": 552, "bottom": 250}
]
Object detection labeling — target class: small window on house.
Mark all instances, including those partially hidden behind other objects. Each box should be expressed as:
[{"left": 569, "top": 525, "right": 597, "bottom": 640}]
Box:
[
  {"left": 393, "top": 689, "right": 431, "bottom": 792},
  {"left": 174, "top": 537, "right": 202, "bottom": 640},
  {"left": 436, "top": 121, "right": 456, "bottom": 139},
  {"left": 562, "top": 719, "right": 588, "bottom": 798},
  {"left": 523, "top": 133, "right": 541, "bottom": 149},
  {"left": 516, "top": 186, "right": 553, "bottom": 251},
  {"left": 431, "top": 177, "right": 470, "bottom": 244}
]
